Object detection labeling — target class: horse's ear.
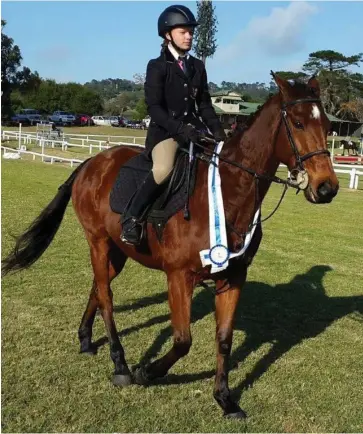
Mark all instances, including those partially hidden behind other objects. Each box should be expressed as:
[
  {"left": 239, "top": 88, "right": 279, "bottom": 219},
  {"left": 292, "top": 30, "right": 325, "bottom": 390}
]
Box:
[
  {"left": 271, "top": 71, "right": 291, "bottom": 99},
  {"left": 307, "top": 75, "right": 320, "bottom": 97}
]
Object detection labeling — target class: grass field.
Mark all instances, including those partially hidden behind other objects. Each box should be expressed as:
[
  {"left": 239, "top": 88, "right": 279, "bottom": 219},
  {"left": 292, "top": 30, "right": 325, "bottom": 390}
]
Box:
[{"left": 1, "top": 159, "right": 363, "bottom": 433}]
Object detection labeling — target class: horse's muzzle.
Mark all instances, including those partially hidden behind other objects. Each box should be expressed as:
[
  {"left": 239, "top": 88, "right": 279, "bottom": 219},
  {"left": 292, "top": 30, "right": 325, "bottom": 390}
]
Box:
[{"left": 316, "top": 181, "right": 339, "bottom": 203}]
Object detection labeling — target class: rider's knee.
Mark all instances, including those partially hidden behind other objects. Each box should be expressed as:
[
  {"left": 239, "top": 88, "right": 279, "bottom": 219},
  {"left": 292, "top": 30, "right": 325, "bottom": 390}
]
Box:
[{"left": 152, "top": 165, "right": 173, "bottom": 184}]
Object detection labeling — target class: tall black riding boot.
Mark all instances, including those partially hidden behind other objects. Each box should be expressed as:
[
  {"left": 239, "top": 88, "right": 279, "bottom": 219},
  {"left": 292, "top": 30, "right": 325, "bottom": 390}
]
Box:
[{"left": 120, "top": 171, "right": 161, "bottom": 245}]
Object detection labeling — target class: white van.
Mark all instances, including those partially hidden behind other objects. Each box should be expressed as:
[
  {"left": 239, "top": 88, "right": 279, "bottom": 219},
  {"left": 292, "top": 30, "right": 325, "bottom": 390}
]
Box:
[{"left": 91, "top": 116, "right": 112, "bottom": 126}]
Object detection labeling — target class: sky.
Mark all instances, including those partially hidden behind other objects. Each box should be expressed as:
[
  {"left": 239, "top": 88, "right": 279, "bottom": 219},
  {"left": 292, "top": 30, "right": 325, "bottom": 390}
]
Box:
[{"left": 2, "top": 1, "right": 362, "bottom": 86}]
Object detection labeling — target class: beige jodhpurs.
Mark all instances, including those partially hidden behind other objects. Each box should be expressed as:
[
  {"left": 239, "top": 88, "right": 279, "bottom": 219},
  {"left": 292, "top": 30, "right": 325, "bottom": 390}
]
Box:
[{"left": 151, "top": 138, "right": 179, "bottom": 185}]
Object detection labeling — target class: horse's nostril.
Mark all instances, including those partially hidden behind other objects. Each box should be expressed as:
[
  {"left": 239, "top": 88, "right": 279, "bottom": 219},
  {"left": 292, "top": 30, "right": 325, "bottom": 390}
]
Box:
[{"left": 317, "top": 182, "right": 337, "bottom": 201}]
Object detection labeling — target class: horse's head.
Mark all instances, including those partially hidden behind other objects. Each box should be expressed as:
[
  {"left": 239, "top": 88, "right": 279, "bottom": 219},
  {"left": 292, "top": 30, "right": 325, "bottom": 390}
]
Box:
[{"left": 271, "top": 72, "right": 339, "bottom": 204}]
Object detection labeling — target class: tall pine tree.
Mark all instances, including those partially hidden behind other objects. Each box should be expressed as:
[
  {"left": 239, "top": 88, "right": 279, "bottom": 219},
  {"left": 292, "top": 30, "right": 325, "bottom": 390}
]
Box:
[{"left": 193, "top": 0, "right": 218, "bottom": 65}]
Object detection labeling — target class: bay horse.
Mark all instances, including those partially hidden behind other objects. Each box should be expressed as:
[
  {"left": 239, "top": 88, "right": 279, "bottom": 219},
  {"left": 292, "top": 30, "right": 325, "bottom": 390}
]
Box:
[{"left": 2, "top": 74, "right": 339, "bottom": 419}]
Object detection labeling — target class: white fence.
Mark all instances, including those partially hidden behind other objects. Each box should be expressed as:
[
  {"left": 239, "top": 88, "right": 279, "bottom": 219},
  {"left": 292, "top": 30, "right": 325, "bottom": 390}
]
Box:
[
  {"left": 2, "top": 129, "right": 362, "bottom": 189},
  {"left": 1, "top": 129, "right": 145, "bottom": 154},
  {"left": 333, "top": 165, "right": 363, "bottom": 189},
  {"left": 1, "top": 146, "right": 83, "bottom": 167}
]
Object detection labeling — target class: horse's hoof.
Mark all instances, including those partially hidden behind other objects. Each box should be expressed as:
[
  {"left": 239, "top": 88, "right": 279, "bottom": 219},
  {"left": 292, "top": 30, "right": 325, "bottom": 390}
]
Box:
[
  {"left": 112, "top": 374, "right": 133, "bottom": 387},
  {"left": 80, "top": 344, "right": 97, "bottom": 356},
  {"left": 224, "top": 409, "right": 247, "bottom": 419},
  {"left": 132, "top": 365, "right": 150, "bottom": 386}
]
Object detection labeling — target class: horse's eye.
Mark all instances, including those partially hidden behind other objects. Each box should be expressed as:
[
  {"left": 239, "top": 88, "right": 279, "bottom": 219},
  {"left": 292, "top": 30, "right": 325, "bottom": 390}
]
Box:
[{"left": 294, "top": 121, "right": 304, "bottom": 130}]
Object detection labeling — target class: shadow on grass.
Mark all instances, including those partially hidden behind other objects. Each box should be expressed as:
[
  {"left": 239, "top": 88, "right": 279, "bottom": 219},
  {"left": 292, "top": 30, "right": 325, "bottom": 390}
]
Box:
[{"left": 95, "top": 265, "right": 363, "bottom": 398}]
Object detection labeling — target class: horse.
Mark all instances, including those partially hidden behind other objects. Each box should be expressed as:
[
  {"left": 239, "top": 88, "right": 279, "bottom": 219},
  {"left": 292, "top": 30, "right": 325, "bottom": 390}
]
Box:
[
  {"left": 340, "top": 139, "right": 359, "bottom": 156},
  {"left": 2, "top": 74, "right": 339, "bottom": 419}
]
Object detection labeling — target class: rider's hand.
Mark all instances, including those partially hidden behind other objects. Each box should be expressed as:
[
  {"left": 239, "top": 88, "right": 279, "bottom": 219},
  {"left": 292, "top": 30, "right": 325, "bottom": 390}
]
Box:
[
  {"left": 213, "top": 128, "right": 227, "bottom": 143},
  {"left": 179, "top": 124, "right": 205, "bottom": 144}
]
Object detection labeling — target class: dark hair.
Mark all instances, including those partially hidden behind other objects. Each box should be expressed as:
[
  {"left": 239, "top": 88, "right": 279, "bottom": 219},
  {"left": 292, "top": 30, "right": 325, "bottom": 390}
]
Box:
[{"left": 161, "top": 39, "right": 169, "bottom": 53}]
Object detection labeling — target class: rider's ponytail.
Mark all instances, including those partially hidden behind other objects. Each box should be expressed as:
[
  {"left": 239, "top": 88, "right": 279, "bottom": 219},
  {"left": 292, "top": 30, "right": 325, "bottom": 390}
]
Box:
[{"left": 161, "top": 39, "right": 168, "bottom": 53}]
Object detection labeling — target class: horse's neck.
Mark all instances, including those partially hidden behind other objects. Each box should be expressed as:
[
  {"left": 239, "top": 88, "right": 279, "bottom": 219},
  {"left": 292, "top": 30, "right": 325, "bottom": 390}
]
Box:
[
  {"left": 223, "top": 96, "right": 282, "bottom": 232},
  {"left": 236, "top": 95, "right": 281, "bottom": 174}
]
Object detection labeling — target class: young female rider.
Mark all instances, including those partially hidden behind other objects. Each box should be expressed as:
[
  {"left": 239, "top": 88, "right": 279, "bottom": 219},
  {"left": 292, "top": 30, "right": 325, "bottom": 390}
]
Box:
[{"left": 121, "top": 4, "right": 226, "bottom": 245}]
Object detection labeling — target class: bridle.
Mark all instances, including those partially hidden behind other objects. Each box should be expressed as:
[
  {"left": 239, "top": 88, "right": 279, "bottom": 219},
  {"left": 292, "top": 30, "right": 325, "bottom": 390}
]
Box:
[
  {"left": 281, "top": 98, "right": 330, "bottom": 173},
  {"left": 192, "top": 97, "right": 332, "bottom": 242}
]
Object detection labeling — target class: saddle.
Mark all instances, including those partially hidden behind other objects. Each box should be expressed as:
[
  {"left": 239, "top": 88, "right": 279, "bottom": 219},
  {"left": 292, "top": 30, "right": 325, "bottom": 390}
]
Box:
[{"left": 109, "top": 149, "right": 200, "bottom": 241}]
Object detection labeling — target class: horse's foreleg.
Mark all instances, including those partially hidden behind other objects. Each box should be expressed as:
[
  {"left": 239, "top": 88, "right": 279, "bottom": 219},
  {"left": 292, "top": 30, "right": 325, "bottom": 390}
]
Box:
[
  {"left": 134, "top": 270, "right": 193, "bottom": 384},
  {"left": 213, "top": 269, "right": 247, "bottom": 419},
  {"left": 89, "top": 238, "right": 132, "bottom": 386},
  {"left": 78, "top": 246, "right": 127, "bottom": 355}
]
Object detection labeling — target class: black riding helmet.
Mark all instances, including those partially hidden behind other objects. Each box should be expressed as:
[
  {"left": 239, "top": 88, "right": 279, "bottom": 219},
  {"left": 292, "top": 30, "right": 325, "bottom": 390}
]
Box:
[{"left": 158, "top": 5, "right": 199, "bottom": 38}]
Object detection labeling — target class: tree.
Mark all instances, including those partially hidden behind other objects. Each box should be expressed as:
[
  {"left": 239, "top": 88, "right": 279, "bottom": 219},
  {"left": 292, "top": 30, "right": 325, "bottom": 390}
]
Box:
[
  {"left": 193, "top": 0, "right": 218, "bottom": 65},
  {"left": 336, "top": 98, "right": 363, "bottom": 122},
  {"left": 135, "top": 97, "right": 147, "bottom": 120},
  {"left": 301, "top": 50, "right": 363, "bottom": 115},
  {"left": 15, "top": 66, "right": 42, "bottom": 94},
  {"left": 303, "top": 50, "right": 363, "bottom": 74},
  {"left": 275, "top": 71, "right": 308, "bottom": 81},
  {"left": 133, "top": 73, "right": 146, "bottom": 85},
  {"left": 1, "top": 20, "right": 22, "bottom": 122},
  {"left": 104, "top": 93, "right": 132, "bottom": 116}
]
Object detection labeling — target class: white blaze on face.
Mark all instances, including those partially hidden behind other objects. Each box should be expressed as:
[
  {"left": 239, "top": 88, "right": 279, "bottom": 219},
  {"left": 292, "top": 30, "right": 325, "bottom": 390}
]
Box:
[{"left": 311, "top": 104, "right": 321, "bottom": 120}]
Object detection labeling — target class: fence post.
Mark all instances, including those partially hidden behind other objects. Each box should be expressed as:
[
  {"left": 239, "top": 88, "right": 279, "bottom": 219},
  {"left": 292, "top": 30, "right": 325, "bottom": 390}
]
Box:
[
  {"left": 354, "top": 173, "right": 359, "bottom": 189},
  {"left": 349, "top": 168, "right": 356, "bottom": 189},
  {"left": 18, "top": 123, "right": 22, "bottom": 149},
  {"left": 41, "top": 139, "right": 45, "bottom": 162},
  {"left": 133, "top": 137, "right": 136, "bottom": 144}
]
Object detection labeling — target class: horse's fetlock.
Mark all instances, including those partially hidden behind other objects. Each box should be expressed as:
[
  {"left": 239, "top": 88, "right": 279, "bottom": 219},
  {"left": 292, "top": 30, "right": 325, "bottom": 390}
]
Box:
[
  {"left": 218, "top": 339, "right": 231, "bottom": 356},
  {"left": 174, "top": 339, "right": 192, "bottom": 357}
]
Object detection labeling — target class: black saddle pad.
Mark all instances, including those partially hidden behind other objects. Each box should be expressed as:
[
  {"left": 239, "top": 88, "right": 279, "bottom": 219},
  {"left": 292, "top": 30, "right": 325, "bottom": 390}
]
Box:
[{"left": 110, "top": 150, "right": 198, "bottom": 227}]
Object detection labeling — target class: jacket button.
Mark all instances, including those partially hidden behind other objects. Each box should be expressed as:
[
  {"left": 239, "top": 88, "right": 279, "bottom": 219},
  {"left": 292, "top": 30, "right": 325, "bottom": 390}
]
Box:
[
  {"left": 184, "top": 97, "right": 188, "bottom": 101},
  {"left": 184, "top": 83, "right": 187, "bottom": 87},
  {"left": 184, "top": 111, "right": 188, "bottom": 115}
]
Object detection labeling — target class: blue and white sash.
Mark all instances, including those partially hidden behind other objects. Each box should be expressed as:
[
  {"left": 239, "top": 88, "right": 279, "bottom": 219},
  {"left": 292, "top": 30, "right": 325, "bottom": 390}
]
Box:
[{"left": 199, "top": 141, "right": 260, "bottom": 273}]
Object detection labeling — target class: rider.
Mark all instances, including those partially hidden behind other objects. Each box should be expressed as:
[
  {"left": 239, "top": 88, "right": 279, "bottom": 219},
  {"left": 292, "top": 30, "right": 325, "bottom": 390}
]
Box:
[{"left": 121, "top": 4, "right": 226, "bottom": 245}]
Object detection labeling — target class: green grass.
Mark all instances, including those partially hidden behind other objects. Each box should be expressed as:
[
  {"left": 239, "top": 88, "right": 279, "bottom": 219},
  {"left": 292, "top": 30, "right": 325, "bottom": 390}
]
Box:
[{"left": 1, "top": 159, "right": 363, "bottom": 433}]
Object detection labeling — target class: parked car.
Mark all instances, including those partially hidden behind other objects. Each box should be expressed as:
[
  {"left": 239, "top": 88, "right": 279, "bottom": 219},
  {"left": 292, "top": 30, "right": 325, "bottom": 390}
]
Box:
[
  {"left": 125, "top": 120, "right": 145, "bottom": 130},
  {"left": 11, "top": 109, "right": 42, "bottom": 126},
  {"left": 110, "top": 116, "right": 127, "bottom": 127},
  {"left": 74, "top": 114, "right": 94, "bottom": 126},
  {"left": 110, "top": 116, "right": 121, "bottom": 127},
  {"left": 48, "top": 111, "right": 76, "bottom": 126},
  {"left": 91, "top": 116, "right": 113, "bottom": 126}
]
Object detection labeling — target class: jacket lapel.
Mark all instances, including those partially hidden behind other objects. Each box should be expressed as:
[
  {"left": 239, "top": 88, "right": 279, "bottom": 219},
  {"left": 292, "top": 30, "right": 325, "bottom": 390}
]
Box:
[
  {"left": 164, "top": 48, "right": 189, "bottom": 81},
  {"left": 186, "top": 57, "right": 196, "bottom": 82}
]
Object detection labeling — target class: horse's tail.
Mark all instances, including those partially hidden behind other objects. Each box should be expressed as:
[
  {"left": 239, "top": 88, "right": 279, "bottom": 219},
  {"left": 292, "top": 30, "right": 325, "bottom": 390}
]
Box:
[{"left": 2, "top": 158, "right": 91, "bottom": 276}]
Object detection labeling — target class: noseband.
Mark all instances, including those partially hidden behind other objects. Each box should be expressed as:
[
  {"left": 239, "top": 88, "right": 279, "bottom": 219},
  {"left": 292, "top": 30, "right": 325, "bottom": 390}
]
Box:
[{"left": 281, "top": 98, "right": 331, "bottom": 172}]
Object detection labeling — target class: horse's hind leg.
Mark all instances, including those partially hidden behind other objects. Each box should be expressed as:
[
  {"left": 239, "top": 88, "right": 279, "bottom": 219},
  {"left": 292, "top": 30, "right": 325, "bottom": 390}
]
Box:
[
  {"left": 78, "top": 278, "right": 98, "bottom": 354},
  {"left": 78, "top": 244, "right": 127, "bottom": 355},
  {"left": 82, "top": 237, "right": 132, "bottom": 386},
  {"left": 134, "top": 270, "right": 193, "bottom": 384}
]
